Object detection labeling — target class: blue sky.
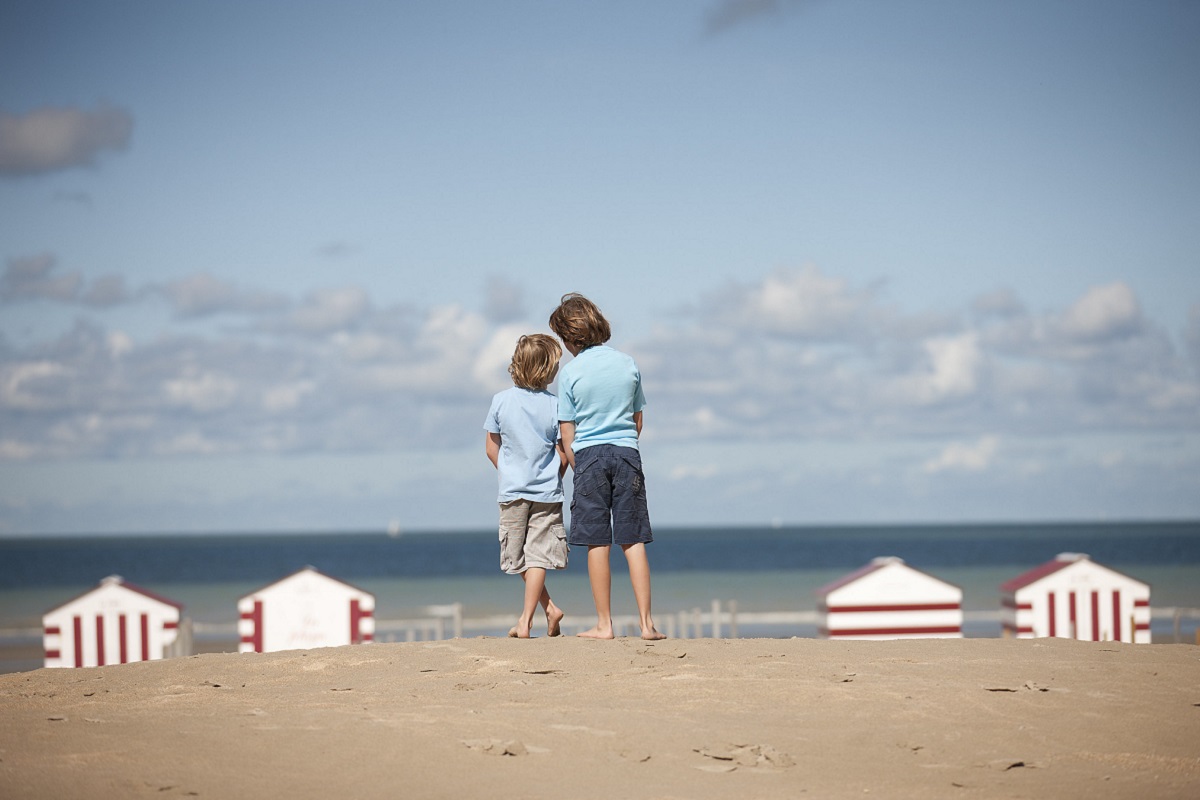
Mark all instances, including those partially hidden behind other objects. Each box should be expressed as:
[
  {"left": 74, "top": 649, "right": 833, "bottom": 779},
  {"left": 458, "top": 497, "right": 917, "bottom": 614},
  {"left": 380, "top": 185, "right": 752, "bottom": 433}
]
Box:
[{"left": 2, "top": 0, "right": 1198, "bottom": 535}]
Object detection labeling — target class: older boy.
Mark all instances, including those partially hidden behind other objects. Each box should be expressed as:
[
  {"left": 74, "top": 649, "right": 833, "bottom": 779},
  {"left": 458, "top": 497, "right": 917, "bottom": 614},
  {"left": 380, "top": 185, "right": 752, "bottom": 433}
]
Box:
[
  {"left": 484, "top": 334, "right": 568, "bottom": 638},
  {"left": 549, "top": 293, "right": 665, "bottom": 640}
]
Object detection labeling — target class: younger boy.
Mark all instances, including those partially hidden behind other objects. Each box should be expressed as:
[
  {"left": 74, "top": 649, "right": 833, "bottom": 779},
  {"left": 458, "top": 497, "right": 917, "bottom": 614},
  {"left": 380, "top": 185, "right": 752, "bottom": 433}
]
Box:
[
  {"left": 484, "top": 334, "right": 568, "bottom": 638},
  {"left": 548, "top": 293, "right": 665, "bottom": 640}
]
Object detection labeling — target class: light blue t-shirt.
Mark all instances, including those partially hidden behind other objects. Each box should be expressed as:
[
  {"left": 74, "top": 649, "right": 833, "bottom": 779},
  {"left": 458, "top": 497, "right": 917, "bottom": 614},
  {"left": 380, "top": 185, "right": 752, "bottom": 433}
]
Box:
[
  {"left": 484, "top": 387, "right": 564, "bottom": 503},
  {"left": 557, "top": 345, "right": 646, "bottom": 453}
]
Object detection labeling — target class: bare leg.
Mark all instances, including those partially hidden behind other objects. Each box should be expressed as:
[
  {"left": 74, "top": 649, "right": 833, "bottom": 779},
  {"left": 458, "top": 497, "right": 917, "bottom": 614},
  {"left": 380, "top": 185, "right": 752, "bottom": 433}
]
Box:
[
  {"left": 544, "top": 590, "right": 564, "bottom": 637},
  {"left": 508, "top": 570, "right": 564, "bottom": 638},
  {"left": 512, "top": 568, "right": 547, "bottom": 638},
  {"left": 577, "top": 545, "right": 615, "bottom": 639},
  {"left": 622, "top": 542, "right": 665, "bottom": 640}
]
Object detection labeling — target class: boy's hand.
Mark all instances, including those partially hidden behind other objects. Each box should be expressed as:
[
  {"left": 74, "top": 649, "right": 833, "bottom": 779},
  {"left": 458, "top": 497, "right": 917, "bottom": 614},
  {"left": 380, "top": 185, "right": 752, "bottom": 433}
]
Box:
[
  {"left": 558, "top": 422, "right": 576, "bottom": 469},
  {"left": 556, "top": 438, "right": 570, "bottom": 478}
]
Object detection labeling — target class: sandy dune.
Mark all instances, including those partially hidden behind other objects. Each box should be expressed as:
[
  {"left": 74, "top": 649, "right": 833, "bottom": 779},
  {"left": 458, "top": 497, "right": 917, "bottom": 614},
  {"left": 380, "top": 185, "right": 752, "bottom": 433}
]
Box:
[{"left": 2, "top": 637, "right": 1198, "bottom": 799}]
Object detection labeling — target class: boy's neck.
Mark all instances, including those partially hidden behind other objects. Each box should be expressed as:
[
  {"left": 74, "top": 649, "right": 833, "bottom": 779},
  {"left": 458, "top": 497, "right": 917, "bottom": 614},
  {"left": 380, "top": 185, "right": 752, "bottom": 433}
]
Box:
[{"left": 567, "top": 343, "right": 602, "bottom": 357}]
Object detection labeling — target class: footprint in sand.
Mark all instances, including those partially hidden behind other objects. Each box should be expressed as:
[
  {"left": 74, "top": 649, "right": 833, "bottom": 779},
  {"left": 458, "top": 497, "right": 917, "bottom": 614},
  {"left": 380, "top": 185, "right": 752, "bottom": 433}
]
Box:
[
  {"left": 549, "top": 723, "right": 616, "bottom": 737},
  {"left": 462, "top": 739, "right": 527, "bottom": 756},
  {"left": 694, "top": 743, "right": 796, "bottom": 771}
]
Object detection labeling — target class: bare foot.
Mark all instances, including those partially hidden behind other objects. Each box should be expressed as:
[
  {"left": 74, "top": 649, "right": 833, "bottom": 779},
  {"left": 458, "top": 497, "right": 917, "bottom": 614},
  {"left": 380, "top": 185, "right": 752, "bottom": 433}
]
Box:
[
  {"left": 576, "top": 625, "right": 615, "bottom": 640},
  {"left": 546, "top": 606, "right": 564, "bottom": 637},
  {"left": 641, "top": 628, "right": 667, "bottom": 641},
  {"left": 508, "top": 625, "right": 532, "bottom": 639},
  {"left": 507, "top": 626, "right": 518, "bottom": 638}
]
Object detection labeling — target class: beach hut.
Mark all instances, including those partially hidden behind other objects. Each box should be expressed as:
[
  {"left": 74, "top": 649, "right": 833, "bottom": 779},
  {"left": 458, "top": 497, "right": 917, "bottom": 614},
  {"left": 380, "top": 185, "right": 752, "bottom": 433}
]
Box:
[
  {"left": 42, "top": 575, "right": 186, "bottom": 668},
  {"left": 237, "top": 566, "right": 375, "bottom": 653},
  {"left": 816, "top": 557, "right": 963, "bottom": 639},
  {"left": 1001, "top": 553, "right": 1150, "bottom": 643}
]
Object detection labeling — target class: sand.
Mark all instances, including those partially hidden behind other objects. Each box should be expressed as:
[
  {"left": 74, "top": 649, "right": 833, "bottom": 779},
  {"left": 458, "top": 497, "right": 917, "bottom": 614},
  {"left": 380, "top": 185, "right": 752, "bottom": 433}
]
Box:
[{"left": 1, "top": 636, "right": 1198, "bottom": 799}]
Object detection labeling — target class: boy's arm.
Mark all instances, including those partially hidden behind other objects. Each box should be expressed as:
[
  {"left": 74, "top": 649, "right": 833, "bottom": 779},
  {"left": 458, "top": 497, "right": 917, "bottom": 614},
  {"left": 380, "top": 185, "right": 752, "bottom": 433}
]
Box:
[
  {"left": 556, "top": 439, "right": 569, "bottom": 479},
  {"left": 633, "top": 410, "right": 643, "bottom": 438},
  {"left": 559, "top": 421, "right": 576, "bottom": 469},
  {"left": 485, "top": 432, "right": 502, "bottom": 468}
]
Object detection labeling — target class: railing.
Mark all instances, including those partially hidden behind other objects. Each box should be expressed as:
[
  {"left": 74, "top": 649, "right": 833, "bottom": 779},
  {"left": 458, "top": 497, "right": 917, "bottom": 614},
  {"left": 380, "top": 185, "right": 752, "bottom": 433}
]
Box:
[
  {"left": 4, "top": 604, "right": 1199, "bottom": 653},
  {"left": 358, "top": 602, "right": 1200, "bottom": 643}
]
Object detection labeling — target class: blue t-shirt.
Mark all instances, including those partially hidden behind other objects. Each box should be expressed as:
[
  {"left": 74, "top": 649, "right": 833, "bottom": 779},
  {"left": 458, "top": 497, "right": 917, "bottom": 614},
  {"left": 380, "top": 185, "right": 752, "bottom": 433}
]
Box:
[
  {"left": 484, "top": 387, "right": 564, "bottom": 503},
  {"left": 557, "top": 345, "right": 646, "bottom": 453}
]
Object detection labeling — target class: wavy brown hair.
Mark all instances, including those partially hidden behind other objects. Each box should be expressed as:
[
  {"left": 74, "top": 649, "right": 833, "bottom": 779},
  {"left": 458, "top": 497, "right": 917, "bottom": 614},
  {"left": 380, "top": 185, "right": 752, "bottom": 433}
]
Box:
[
  {"left": 508, "top": 334, "right": 562, "bottom": 390},
  {"left": 547, "top": 292, "right": 611, "bottom": 352}
]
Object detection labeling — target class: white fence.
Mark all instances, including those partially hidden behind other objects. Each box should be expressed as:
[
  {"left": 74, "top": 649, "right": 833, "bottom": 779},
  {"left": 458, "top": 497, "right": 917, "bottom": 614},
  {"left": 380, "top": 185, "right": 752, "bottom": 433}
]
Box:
[{"left": 222, "top": 602, "right": 1200, "bottom": 643}]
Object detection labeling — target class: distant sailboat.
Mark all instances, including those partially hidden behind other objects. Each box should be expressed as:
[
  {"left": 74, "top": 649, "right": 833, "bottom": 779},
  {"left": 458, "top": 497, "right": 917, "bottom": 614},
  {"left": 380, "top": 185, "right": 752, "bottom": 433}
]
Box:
[{"left": 387, "top": 519, "right": 403, "bottom": 538}]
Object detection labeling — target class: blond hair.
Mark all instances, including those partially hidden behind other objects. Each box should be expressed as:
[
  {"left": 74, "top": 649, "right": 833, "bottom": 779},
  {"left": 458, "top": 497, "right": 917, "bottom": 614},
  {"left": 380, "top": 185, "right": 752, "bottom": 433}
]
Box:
[
  {"left": 508, "top": 334, "right": 562, "bottom": 390},
  {"left": 547, "top": 292, "right": 611, "bottom": 352}
]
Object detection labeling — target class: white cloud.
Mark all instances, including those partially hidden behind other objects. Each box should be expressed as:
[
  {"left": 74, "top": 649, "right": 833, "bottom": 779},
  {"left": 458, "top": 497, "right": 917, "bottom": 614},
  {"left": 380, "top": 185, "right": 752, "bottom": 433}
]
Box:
[
  {"left": 668, "top": 463, "right": 719, "bottom": 480},
  {"left": 980, "top": 281, "right": 1149, "bottom": 359},
  {"left": 154, "top": 431, "right": 228, "bottom": 457},
  {"left": 640, "top": 271, "right": 1197, "bottom": 444},
  {"left": 473, "top": 324, "right": 535, "bottom": 393},
  {"left": 0, "top": 439, "right": 36, "bottom": 460},
  {"left": 1186, "top": 305, "right": 1200, "bottom": 384},
  {"left": 82, "top": 274, "right": 130, "bottom": 307},
  {"left": 423, "top": 303, "right": 487, "bottom": 343},
  {"left": 356, "top": 305, "right": 490, "bottom": 396},
  {"left": 686, "top": 406, "right": 723, "bottom": 434},
  {"left": 895, "top": 332, "right": 983, "bottom": 405},
  {"left": 1, "top": 268, "right": 1196, "bottom": 468},
  {"left": 1057, "top": 282, "right": 1142, "bottom": 341},
  {"left": 162, "top": 272, "right": 287, "bottom": 318},
  {"left": 971, "top": 288, "right": 1025, "bottom": 318},
  {"left": 1145, "top": 378, "right": 1200, "bottom": 412},
  {"left": 282, "top": 287, "right": 370, "bottom": 334},
  {"left": 924, "top": 435, "right": 1000, "bottom": 474},
  {"left": 1, "top": 254, "right": 81, "bottom": 303},
  {"left": 106, "top": 331, "right": 134, "bottom": 359},
  {"left": 331, "top": 331, "right": 393, "bottom": 362},
  {"left": 0, "top": 105, "right": 133, "bottom": 176},
  {"left": 162, "top": 371, "right": 239, "bottom": 413},
  {"left": 1, "top": 254, "right": 133, "bottom": 308},
  {"left": 727, "top": 265, "right": 874, "bottom": 339},
  {"left": 2, "top": 361, "right": 73, "bottom": 411},
  {"left": 261, "top": 381, "right": 315, "bottom": 413}
]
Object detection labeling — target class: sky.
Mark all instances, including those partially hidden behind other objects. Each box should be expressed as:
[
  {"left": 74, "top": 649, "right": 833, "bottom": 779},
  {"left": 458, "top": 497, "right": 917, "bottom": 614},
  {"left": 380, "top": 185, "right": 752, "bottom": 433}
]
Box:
[{"left": 1, "top": 0, "right": 1198, "bottom": 535}]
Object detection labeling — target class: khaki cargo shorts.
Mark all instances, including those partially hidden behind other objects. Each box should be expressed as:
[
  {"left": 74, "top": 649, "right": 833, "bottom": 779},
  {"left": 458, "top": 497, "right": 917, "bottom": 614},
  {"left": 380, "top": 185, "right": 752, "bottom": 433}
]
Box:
[{"left": 498, "top": 500, "right": 569, "bottom": 575}]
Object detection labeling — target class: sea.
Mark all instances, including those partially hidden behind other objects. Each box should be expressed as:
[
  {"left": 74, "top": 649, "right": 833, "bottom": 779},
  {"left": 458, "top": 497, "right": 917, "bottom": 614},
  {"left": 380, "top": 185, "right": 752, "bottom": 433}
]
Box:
[{"left": 3, "top": 522, "right": 1199, "bottom": 673}]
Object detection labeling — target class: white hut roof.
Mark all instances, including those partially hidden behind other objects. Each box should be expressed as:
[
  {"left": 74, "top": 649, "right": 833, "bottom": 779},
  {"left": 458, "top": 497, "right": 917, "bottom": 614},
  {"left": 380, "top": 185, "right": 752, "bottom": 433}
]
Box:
[
  {"left": 239, "top": 565, "right": 372, "bottom": 601},
  {"left": 815, "top": 556, "right": 961, "bottom": 598},
  {"left": 1000, "top": 553, "right": 1148, "bottom": 594},
  {"left": 45, "top": 574, "right": 184, "bottom": 615}
]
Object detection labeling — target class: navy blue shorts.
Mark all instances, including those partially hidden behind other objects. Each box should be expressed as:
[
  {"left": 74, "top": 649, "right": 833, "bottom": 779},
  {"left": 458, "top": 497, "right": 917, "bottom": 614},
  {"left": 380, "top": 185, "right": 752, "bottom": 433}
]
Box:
[{"left": 569, "top": 444, "right": 653, "bottom": 547}]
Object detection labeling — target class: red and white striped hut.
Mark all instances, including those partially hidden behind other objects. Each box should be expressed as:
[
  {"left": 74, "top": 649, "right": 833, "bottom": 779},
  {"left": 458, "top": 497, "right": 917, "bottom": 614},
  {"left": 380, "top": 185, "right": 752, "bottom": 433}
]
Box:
[
  {"left": 1001, "top": 553, "right": 1150, "bottom": 643},
  {"left": 816, "top": 556, "right": 963, "bottom": 639},
  {"left": 42, "top": 575, "right": 185, "bottom": 668},
  {"left": 238, "top": 566, "right": 375, "bottom": 654}
]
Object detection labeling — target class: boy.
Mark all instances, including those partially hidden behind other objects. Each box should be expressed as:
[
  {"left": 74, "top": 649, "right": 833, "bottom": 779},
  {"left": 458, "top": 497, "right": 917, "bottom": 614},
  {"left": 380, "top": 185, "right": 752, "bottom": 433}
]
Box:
[
  {"left": 484, "top": 334, "right": 568, "bottom": 638},
  {"left": 548, "top": 293, "right": 665, "bottom": 640}
]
